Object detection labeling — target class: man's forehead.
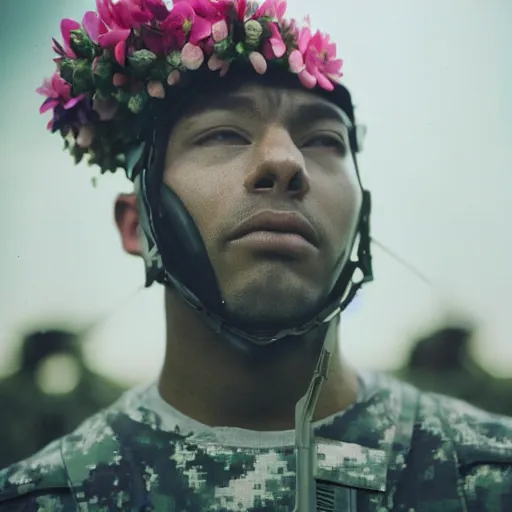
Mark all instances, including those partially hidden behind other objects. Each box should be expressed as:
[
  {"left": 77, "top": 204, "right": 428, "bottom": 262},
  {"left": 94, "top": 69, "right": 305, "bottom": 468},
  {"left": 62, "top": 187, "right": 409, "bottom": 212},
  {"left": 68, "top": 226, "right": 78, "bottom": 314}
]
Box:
[{"left": 184, "top": 83, "right": 351, "bottom": 127}]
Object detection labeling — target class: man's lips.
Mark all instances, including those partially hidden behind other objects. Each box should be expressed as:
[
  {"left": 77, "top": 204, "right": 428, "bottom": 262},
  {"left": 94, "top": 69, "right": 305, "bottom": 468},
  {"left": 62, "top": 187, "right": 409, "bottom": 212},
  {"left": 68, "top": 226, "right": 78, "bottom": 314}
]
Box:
[{"left": 228, "top": 210, "right": 319, "bottom": 247}]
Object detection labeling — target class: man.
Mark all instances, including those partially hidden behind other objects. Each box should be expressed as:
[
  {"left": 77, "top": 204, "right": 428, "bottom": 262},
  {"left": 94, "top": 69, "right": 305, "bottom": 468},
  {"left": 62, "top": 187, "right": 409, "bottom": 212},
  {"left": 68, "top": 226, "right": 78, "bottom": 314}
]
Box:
[
  {"left": 0, "top": 329, "right": 126, "bottom": 468},
  {"left": 1, "top": 0, "right": 511, "bottom": 510}
]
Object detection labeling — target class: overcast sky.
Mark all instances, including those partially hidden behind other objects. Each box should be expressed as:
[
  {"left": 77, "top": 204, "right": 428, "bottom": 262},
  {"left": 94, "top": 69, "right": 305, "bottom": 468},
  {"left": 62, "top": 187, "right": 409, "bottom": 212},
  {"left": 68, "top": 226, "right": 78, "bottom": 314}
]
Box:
[{"left": 0, "top": 0, "right": 510, "bottom": 385}]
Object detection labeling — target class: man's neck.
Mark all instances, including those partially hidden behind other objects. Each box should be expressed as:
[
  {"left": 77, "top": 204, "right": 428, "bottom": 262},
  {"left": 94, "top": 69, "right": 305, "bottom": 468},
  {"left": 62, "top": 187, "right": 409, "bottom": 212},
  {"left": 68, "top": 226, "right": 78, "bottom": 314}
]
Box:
[{"left": 158, "top": 290, "right": 359, "bottom": 431}]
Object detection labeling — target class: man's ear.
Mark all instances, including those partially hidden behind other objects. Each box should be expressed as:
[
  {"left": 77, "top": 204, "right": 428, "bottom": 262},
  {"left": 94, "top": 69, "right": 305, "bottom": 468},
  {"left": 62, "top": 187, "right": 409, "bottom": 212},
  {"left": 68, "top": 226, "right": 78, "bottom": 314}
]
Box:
[{"left": 114, "top": 194, "right": 142, "bottom": 256}]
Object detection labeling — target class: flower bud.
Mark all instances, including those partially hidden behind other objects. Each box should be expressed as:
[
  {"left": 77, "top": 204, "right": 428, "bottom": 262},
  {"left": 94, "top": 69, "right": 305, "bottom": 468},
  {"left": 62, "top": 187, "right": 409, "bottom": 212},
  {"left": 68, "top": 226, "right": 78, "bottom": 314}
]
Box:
[
  {"left": 244, "top": 20, "right": 263, "bottom": 48},
  {"left": 128, "top": 93, "right": 147, "bottom": 114},
  {"left": 128, "top": 50, "right": 158, "bottom": 76}
]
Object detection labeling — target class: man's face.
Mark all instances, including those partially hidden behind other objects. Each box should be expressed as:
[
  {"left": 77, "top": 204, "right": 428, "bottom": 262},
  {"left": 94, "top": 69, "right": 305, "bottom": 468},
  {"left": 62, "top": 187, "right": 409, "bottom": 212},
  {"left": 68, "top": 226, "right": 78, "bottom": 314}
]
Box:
[{"left": 163, "top": 82, "right": 362, "bottom": 331}]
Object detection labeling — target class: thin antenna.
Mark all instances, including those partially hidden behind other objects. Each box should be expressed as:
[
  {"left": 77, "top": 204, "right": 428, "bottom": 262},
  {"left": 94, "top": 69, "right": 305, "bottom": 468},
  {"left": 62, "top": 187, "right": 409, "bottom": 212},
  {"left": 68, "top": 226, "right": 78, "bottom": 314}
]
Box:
[
  {"left": 371, "top": 237, "right": 433, "bottom": 288},
  {"left": 76, "top": 285, "right": 146, "bottom": 342}
]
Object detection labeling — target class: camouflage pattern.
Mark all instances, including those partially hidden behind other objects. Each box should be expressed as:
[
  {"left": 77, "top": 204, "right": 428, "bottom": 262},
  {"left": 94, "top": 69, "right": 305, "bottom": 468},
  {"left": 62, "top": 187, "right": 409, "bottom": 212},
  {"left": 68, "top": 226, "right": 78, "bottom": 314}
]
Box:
[{"left": 1, "top": 372, "right": 511, "bottom": 511}]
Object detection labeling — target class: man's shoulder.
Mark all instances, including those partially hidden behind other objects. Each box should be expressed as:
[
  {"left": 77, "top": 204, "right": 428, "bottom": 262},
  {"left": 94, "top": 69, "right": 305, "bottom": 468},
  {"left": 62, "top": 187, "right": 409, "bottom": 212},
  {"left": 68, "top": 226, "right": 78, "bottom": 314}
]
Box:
[
  {"left": 0, "top": 393, "right": 131, "bottom": 510},
  {"left": 415, "top": 386, "right": 512, "bottom": 461},
  {"left": 0, "top": 438, "right": 72, "bottom": 510},
  {"left": 414, "top": 385, "right": 512, "bottom": 508}
]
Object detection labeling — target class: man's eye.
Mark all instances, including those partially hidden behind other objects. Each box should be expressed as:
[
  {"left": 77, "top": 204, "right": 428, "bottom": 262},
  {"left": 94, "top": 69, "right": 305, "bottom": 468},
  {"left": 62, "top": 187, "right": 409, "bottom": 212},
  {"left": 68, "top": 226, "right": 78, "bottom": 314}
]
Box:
[
  {"left": 303, "top": 134, "right": 346, "bottom": 152},
  {"left": 195, "top": 130, "right": 250, "bottom": 146}
]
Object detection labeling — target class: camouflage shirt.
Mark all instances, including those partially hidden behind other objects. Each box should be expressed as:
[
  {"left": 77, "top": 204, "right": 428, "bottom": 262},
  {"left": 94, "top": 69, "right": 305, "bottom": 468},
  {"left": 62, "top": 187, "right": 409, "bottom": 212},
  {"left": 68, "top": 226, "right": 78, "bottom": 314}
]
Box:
[{"left": 0, "top": 372, "right": 511, "bottom": 511}]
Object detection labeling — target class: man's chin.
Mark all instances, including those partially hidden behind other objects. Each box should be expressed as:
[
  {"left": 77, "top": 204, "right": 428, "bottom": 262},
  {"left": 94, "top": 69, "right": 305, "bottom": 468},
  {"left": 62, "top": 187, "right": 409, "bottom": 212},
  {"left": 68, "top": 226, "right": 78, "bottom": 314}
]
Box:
[{"left": 223, "top": 299, "right": 323, "bottom": 334}]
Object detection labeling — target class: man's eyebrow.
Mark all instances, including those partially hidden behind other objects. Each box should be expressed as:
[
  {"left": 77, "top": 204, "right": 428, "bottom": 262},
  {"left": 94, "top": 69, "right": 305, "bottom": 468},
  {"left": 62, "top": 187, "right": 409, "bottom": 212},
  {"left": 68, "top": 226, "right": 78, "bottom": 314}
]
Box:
[
  {"left": 183, "top": 94, "right": 352, "bottom": 127},
  {"left": 290, "top": 103, "right": 352, "bottom": 128},
  {"left": 184, "top": 95, "right": 262, "bottom": 119}
]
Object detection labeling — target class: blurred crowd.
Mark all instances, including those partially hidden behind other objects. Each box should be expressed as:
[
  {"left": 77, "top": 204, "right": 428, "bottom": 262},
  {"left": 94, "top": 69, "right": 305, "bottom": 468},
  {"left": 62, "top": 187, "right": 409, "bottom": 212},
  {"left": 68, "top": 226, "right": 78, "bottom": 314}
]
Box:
[
  {"left": 0, "top": 322, "right": 511, "bottom": 469},
  {"left": 0, "top": 329, "right": 127, "bottom": 469},
  {"left": 393, "top": 324, "right": 512, "bottom": 417}
]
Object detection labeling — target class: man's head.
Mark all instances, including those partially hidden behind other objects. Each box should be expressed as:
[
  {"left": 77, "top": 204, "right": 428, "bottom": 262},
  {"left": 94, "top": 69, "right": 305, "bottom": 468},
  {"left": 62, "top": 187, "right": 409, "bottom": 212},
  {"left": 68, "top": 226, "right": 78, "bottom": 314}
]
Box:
[
  {"left": 39, "top": 0, "right": 372, "bottom": 344},
  {"left": 115, "top": 69, "right": 362, "bottom": 332}
]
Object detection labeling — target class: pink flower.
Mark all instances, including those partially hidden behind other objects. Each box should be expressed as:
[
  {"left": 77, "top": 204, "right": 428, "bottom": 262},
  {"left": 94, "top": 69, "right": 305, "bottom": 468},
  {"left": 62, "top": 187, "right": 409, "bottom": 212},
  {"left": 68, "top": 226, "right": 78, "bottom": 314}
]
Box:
[
  {"left": 254, "top": 0, "right": 287, "bottom": 21},
  {"left": 181, "top": 42, "right": 204, "bottom": 69},
  {"left": 142, "top": 0, "right": 170, "bottom": 21},
  {"left": 176, "top": 0, "right": 230, "bottom": 23},
  {"left": 262, "top": 22, "right": 286, "bottom": 59},
  {"left": 289, "top": 26, "right": 342, "bottom": 91},
  {"left": 92, "top": 0, "right": 154, "bottom": 65},
  {"left": 36, "top": 73, "right": 85, "bottom": 115},
  {"left": 235, "top": 0, "right": 285, "bottom": 22},
  {"left": 82, "top": 11, "right": 107, "bottom": 43},
  {"left": 53, "top": 19, "right": 81, "bottom": 58},
  {"left": 161, "top": 2, "right": 211, "bottom": 50}
]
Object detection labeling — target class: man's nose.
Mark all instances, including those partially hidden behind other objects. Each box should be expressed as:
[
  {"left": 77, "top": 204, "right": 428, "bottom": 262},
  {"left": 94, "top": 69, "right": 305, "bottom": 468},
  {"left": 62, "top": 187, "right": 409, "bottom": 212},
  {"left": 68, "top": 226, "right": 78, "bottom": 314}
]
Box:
[{"left": 244, "top": 126, "right": 310, "bottom": 199}]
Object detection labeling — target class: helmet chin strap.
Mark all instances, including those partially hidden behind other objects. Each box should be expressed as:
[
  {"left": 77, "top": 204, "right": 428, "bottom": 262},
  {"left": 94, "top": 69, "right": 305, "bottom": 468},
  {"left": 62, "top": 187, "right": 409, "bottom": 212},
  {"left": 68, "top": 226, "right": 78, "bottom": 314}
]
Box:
[
  {"left": 129, "top": 120, "right": 373, "bottom": 351},
  {"left": 135, "top": 168, "right": 373, "bottom": 350}
]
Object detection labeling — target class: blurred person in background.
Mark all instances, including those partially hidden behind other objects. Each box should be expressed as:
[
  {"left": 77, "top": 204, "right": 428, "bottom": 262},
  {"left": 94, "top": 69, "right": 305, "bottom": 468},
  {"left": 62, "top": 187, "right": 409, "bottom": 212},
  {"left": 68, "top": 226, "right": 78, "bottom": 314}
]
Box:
[
  {"left": 0, "top": 329, "right": 126, "bottom": 469},
  {"left": 394, "top": 324, "right": 512, "bottom": 417},
  {"left": 1, "top": 0, "right": 511, "bottom": 510}
]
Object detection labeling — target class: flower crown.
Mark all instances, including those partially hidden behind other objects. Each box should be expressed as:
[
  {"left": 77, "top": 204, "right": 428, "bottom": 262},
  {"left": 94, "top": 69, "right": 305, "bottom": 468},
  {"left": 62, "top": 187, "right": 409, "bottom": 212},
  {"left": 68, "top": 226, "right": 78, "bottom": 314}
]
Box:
[{"left": 37, "top": 0, "right": 343, "bottom": 177}]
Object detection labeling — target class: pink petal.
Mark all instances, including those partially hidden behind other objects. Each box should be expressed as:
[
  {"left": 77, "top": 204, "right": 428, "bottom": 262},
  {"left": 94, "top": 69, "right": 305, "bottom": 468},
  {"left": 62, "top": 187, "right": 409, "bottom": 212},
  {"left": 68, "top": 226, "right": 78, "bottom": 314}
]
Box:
[
  {"left": 298, "top": 69, "right": 316, "bottom": 89},
  {"left": 190, "top": 16, "right": 212, "bottom": 44},
  {"left": 211, "top": 19, "right": 228, "bottom": 42},
  {"left": 63, "top": 95, "right": 85, "bottom": 110},
  {"left": 237, "top": 0, "right": 247, "bottom": 20},
  {"left": 96, "top": 0, "right": 114, "bottom": 26},
  {"left": 98, "top": 28, "right": 131, "bottom": 48},
  {"left": 168, "top": 1, "right": 195, "bottom": 21},
  {"left": 167, "top": 69, "right": 181, "bottom": 85},
  {"left": 255, "top": 0, "right": 287, "bottom": 20},
  {"left": 315, "top": 72, "right": 334, "bottom": 91},
  {"left": 113, "top": 2, "right": 133, "bottom": 28},
  {"left": 52, "top": 74, "right": 71, "bottom": 98},
  {"left": 115, "top": 39, "right": 128, "bottom": 66},
  {"left": 83, "top": 11, "right": 103, "bottom": 43},
  {"left": 61, "top": 18, "right": 81, "bottom": 45},
  {"left": 297, "top": 26, "right": 311, "bottom": 54},
  {"left": 266, "top": 23, "right": 286, "bottom": 58},
  {"left": 270, "top": 37, "right": 286, "bottom": 58},
  {"left": 36, "top": 79, "right": 53, "bottom": 97},
  {"left": 325, "top": 58, "right": 343, "bottom": 76},
  {"left": 288, "top": 49, "right": 304, "bottom": 73},
  {"left": 249, "top": 51, "right": 267, "bottom": 75},
  {"left": 181, "top": 42, "right": 204, "bottom": 70},
  {"left": 39, "top": 99, "right": 59, "bottom": 114},
  {"left": 276, "top": 0, "right": 287, "bottom": 19},
  {"left": 147, "top": 81, "right": 166, "bottom": 98},
  {"left": 46, "top": 119, "right": 54, "bottom": 131},
  {"left": 129, "top": 6, "right": 154, "bottom": 25}
]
